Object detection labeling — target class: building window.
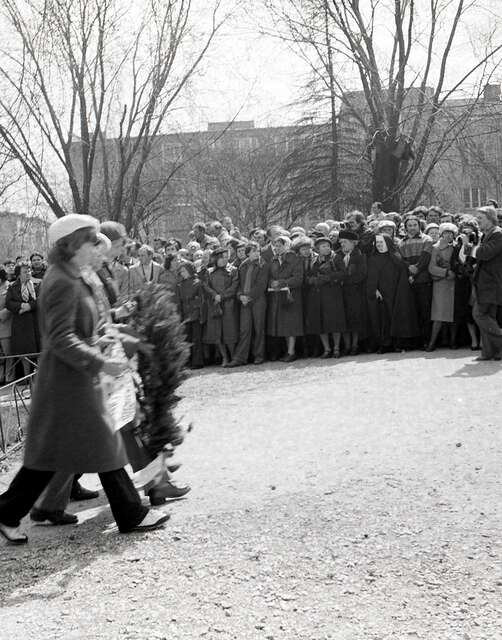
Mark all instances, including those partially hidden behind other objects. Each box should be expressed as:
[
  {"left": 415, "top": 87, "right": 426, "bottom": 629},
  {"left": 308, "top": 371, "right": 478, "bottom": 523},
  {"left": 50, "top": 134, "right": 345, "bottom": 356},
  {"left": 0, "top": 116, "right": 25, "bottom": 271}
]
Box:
[{"left": 463, "top": 186, "right": 487, "bottom": 208}]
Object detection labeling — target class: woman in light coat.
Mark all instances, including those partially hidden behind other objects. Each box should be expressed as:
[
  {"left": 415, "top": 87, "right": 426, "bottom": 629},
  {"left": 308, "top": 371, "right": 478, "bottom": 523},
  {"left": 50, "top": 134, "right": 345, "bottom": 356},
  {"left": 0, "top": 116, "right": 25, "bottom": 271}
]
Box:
[{"left": 426, "top": 223, "right": 458, "bottom": 351}]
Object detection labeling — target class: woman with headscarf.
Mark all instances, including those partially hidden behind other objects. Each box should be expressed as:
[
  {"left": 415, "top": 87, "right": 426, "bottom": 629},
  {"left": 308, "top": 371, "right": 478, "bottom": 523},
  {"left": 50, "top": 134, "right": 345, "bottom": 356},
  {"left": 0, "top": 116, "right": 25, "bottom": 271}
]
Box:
[
  {"left": 366, "top": 234, "right": 419, "bottom": 353},
  {"left": 0, "top": 215, "right": 168, "bottom": 544},
  {"left": 266, "top": 235, "right": 303, "bottom": 362},
  {"left": 426, "top": 222, "right": 458, "bottom": 351}
]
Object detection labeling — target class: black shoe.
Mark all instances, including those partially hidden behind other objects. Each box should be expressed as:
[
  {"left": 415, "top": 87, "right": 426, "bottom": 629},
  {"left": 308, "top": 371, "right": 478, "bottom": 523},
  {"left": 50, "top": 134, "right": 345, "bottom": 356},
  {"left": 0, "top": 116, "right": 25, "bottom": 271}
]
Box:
[
  {"left": 280, "top": 354, "right": 297, "bottom": 363},
  {"left": 148, "top": 481, "right": 191, "bottom": 506},
  {"left": 253, "top": 358, "right": 264, "bottom": 365},
  {"left": 130, "top": 509, "right": 170, "bottom": 532},
  {"left": 30, "top": 508, "right": 78, "bottom": 525},
  {"left": 320, "top": 351, "right": 331, "bottom": 359},
  {"left": 226, "top": 360, "right": 243, "bottom": 368},
  {"left": 70, "top": 483, "right": 99, "bottom": 502}
]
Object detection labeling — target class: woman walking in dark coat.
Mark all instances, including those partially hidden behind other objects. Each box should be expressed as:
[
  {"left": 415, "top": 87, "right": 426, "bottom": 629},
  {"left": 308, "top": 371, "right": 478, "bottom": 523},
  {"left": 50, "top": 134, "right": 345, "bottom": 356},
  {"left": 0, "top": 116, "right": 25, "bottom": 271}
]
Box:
[
  {"left": 333, "top": 230, "right": 367, "bottom": 355},
  {"left": 366, "top": 234, "right": 419, "bottom": 352},
  {"left": 266, "top": 235, "right": 303, "bottom": 362},
  {"left": 305, "top": 237, "right": 346, "bottom": 358},
  {"left": 0, "top": 214, "right": 168, "bottom": 544},
  {"left": 5, "top": 261, "right": 40, "bottom": 377}
]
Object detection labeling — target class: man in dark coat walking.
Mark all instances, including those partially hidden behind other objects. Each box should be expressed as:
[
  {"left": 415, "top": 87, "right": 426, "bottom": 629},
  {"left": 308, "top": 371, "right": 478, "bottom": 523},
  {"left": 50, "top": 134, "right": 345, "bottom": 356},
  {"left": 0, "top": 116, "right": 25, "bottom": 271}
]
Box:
[{"left": 471, "top": 206, "right": 502, "bottom": 360}]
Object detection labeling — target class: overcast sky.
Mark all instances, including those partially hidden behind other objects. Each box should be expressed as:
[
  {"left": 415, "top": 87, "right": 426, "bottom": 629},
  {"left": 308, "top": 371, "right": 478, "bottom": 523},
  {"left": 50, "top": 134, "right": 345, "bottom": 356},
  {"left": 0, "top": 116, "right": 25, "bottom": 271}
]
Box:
[{"left": 180, "top": 0, "right": 502, "bottom": 132}]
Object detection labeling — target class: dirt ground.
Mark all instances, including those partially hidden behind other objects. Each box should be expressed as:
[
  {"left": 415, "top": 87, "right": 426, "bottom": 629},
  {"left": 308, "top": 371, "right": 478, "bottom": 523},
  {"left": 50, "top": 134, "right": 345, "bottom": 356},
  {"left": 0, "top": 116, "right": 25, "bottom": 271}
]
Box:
[{"left": 1, "top": 349, "right": 502, "bottom": 640}]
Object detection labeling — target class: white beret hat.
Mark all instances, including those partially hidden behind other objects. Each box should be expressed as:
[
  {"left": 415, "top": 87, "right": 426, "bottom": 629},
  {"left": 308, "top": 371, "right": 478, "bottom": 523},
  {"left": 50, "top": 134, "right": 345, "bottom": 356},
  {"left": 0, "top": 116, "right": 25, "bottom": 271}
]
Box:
[
  {"left": 96, "top": 232, "right": 111, "bottom": 251},
  {"left": 48, "top": 214, "right": 100, "bottom": 246}
]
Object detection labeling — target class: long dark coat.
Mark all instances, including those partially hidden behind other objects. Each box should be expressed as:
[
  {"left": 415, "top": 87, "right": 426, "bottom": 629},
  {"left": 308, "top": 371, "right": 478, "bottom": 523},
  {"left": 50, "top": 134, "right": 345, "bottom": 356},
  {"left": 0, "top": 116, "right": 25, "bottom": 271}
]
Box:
[
  {"left": 303, "top": 252, "right": 345, "bottom": 334},
  {"left": 23, "top": 261, "right": 128, "bottom": 473},
  {"left": 202, "top": 265, "right": 239, "bottom": 345},
  {"left": 472, "top": 226, "right": 502, "bottom": 305},
  {"left": 267, "top": 251, "right": 304, "bottom": 337},
  {"left": 5, "top": 279, "right": 41, "bottom": 354},
  {"left": 366, "top": 245, "right": 419, "bottom": 341},
  {"left": 333, "top": 248, "right": 367, "bottom": 333}
]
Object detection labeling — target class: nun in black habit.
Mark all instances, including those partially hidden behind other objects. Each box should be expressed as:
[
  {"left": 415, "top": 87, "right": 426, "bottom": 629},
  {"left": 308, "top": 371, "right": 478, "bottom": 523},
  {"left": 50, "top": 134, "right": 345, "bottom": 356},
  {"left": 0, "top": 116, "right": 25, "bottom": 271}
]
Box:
[{"left": 366, "top": 234, "right": 419, "bottom": 352}]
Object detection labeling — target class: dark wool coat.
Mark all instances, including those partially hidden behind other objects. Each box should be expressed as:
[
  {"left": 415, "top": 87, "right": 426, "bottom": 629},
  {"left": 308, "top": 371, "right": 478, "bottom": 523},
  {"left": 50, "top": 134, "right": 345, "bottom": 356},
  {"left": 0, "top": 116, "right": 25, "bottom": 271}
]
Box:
[
  {"left": 177, "top": 278, "right": 204, "bottom": 323},
  {"left": 473, "top": 226, "right": 502, "bottom": 305},
  {"left": 202, "top": 264, "right": 239, "bottom": 344},
  {"left": 267, "top": 251, "right": 304, "bottom": 337},
  {"left": 366, "top": 246, "right": 419, "bottom": 341},
  {"left": 23, "top": 262, "right": 128, "bottom": 473},
  {"left": 303, "top": 252, "right": 345, "bottom": 334},
  {"left": 333, "top": 248, "right": 367, "bottom": 333},
  {"left": 5, "top": 279, "right": 41, "bottom": 355},
  {"left": 237, "top": 257, "right": 270, "bottom": 302}
]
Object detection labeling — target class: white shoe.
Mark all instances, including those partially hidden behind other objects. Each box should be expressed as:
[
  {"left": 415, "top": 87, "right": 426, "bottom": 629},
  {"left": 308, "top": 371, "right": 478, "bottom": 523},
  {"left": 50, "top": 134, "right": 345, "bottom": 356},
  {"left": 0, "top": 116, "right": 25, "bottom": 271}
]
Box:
[
  {"left": 132, "top": 509, "right": 170, "bottom": 532},
  {"left": 0, "top": 522, "right": 28, "bottom": 544}
]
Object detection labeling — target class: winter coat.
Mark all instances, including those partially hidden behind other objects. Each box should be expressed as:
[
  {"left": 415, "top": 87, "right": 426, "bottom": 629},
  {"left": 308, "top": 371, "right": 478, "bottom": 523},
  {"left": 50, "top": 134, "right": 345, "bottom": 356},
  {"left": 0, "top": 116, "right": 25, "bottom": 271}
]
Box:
[
  {"left": 128, "top": 261, "right": 165, "bottom": 294},
  {"left": 267, "top": 251, "right": 304, "bottom": 337},
  {"left": 473, "top": 226, "right": 502, "bottom": 305},
  {"left": 366, "top": 246, "right": 419, "bottom": 340},
  {"left": 0, "top": 281, "right": 12, "bottom": 340},
  {"left": 333, "top": 248, "right": 367, "bottom": 333},
  {"left": 23, "top": 261, "right": 128, "bottom": 473},
  {"left": 429, "top": 241, "right": 456, "bottom": 323},
  {"left": 177, "top": 278, "right": 205, "bottom": 323},
  {"left": 202, "top": 264, "right": 239, "bottom": 344},
  {"left": 5, "top": 279, "right": 41, "bottom": 355},
  {"left": 237, "top": 258, "right": 270, "bottom": 302},
  {"left": 303, "top": 252, "right": 345, "bottom": 334}
]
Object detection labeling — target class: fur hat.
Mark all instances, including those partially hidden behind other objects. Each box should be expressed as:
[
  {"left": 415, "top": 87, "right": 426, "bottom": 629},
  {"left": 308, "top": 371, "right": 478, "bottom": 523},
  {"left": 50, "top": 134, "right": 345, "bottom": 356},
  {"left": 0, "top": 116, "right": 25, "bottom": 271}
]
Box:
[{"left": 338, "top": 230, "right": 358, "bottom": 242}]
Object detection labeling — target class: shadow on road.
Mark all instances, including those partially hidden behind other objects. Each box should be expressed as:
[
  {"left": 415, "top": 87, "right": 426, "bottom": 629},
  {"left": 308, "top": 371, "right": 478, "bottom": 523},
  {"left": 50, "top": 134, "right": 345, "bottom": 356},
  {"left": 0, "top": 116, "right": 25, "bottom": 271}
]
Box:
[
  {"left": 187, "top": 348, "right": 471, "bottom": 377},
  {"left": 447, "top": 362, "right": 502, "bottom": 378},
  {"left": 0, "top": 496, "right": 156, "bottom": 606}
]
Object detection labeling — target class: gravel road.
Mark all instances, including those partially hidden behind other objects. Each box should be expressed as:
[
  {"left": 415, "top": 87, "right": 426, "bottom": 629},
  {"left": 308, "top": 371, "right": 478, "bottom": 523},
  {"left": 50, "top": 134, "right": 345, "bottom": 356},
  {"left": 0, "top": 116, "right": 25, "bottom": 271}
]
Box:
[{"left": 1, "top": 349, "right": 501, "bottom": 639}]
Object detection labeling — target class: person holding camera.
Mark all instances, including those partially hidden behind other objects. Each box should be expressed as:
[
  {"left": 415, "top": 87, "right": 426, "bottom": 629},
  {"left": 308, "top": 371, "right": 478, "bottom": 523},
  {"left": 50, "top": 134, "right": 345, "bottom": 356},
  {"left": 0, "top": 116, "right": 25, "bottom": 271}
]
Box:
[
  {"left": 470, "top": 206, "right": 502, "bottom": 361},
  {"left": 426, "top": 223, "right": 458, "bottom": 351},
  {"left": 452, "top": 219, "right": 480, "bottom": 350}
]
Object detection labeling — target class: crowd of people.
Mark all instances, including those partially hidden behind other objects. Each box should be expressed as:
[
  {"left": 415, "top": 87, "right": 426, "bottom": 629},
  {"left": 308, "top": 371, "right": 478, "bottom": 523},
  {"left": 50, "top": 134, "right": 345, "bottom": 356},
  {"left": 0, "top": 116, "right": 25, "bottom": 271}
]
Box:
[
  {"left": 1, "top": 202, "right": 502, "bottom": 545},
  {"left": 2, "top": 201, "right": 502, "bottom": 383}
]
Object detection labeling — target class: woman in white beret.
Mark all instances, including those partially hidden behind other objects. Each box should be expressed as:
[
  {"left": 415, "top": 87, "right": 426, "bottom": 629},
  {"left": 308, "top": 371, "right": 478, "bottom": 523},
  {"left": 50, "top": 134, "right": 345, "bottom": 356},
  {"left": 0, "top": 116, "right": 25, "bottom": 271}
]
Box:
[
  {"left": 426, "top": 222, "right": 458, "bottom": 351},
  {"left": 0, "top": 214, "right": 169, "bottom": 544}
]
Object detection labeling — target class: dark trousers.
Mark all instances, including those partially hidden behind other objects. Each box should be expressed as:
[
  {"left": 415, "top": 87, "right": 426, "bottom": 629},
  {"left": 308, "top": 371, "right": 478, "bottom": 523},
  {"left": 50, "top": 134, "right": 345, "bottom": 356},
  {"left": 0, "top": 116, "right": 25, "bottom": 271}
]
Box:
[
  {"left": 411, "top": 281, "right": 432, "bottom": 345},
  {"left": 472, "top": 299, "right": 502, "bottom": 358},
  {"left": 185, "top": 321, "right": 204, "bottom": 368},
  {"left": 233, "top": 297, "right": 266, "bottom": 364},
  {"left": 0, "top": 466, "right": 148, "bottom": 532}
]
